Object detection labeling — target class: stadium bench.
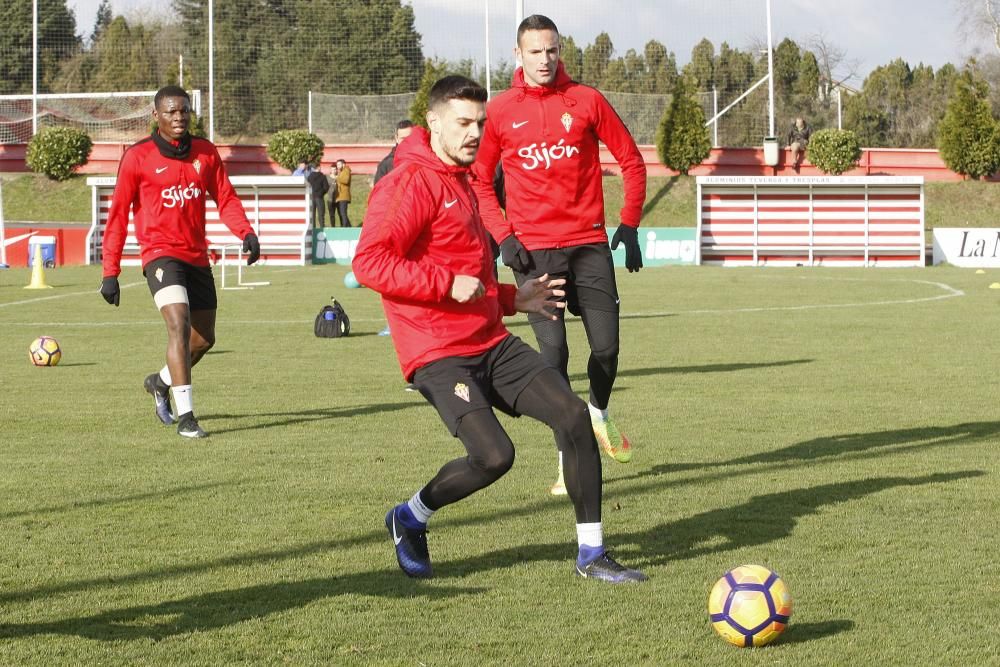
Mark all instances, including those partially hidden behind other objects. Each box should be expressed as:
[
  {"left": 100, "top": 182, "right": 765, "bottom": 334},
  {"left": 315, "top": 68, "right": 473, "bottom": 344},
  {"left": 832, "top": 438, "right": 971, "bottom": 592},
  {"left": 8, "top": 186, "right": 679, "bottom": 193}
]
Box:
[
  {"left": 696, "top": 176, "right": 925, "bottom": 267},
  {"left": 85, "top": 175, "right": 313, "bottom": 268}
]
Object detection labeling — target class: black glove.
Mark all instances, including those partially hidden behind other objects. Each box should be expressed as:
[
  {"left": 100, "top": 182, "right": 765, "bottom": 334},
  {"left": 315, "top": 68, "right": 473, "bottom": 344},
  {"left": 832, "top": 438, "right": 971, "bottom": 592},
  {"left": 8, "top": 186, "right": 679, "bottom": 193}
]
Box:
[
  {"left": 610, "top": 224, "right": 643, "bottom": 273},
  {"left": 500, "top": 234, "right": 530, "bottom": 273},
  {"left": 243, "top": 232, "right": 261, "bottom": 265},
  {"left": 99, "top": 276, "right": 120, "bottom": 307}
]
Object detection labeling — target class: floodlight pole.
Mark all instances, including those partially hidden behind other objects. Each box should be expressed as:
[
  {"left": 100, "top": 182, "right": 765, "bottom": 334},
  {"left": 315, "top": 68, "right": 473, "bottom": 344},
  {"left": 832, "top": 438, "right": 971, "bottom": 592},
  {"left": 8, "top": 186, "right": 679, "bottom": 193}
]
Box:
[
  {"left": 766, "top": 0, "right": 775, "bottom": 138},
  {"left": 515, "top": 0, "right": 524, "bottom": 29},
  {"left": 32, "top": 0, "right": 38, "bottom": 137},
  {"left": 485, "top": 0, "right": 491, "bottom": 98},
  {"left": 208, "top": 0, "right": 215, "bottom": 141}
]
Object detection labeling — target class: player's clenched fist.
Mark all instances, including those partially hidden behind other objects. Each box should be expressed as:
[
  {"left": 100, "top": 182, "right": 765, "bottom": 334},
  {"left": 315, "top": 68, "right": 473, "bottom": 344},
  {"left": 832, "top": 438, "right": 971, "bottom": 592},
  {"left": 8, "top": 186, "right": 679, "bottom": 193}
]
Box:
[{"left": 450, "top": 274, "right": 485, "bottom": 303}]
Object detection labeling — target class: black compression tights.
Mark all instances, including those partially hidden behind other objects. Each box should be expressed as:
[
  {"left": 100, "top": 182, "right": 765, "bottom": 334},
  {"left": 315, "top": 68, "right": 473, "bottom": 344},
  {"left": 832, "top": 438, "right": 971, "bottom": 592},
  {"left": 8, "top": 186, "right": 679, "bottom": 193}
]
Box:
[
  {"left": 527, "top": 299, "right": 619, "bottom": 410},
  {"left": 420, "top": 368, "right": 602, "bottom": 524}
]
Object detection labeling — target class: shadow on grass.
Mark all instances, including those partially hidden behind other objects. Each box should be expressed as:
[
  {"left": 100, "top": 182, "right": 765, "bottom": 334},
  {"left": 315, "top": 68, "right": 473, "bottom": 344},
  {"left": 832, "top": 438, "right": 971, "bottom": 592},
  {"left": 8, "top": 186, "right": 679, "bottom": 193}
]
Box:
[
  {"left": 627, "top": 420, "right": 1000, "bottom": 477},
  {"left": 201, "top": 400, "right": 422, "bottom": 434},
  {"left": 568, "top": 359, "right": 813, "bottom": 382},
  {"left": 0, "top": 480, "right": 244, "bottom": 521},
  {"left": 642, "top": 175, "right": 679, "bottom": 217},
  {"left": 0, "top": 572, "right": 484, "bottom": 642},
  {"left": 0, "top": 472, "right": 975, "bottom": 641},
  {"left": 0, "top": 420, "right": 993, "bottom": 612},
  {"left": 778, "top": 619, "right": 856, "bottom": 645}
]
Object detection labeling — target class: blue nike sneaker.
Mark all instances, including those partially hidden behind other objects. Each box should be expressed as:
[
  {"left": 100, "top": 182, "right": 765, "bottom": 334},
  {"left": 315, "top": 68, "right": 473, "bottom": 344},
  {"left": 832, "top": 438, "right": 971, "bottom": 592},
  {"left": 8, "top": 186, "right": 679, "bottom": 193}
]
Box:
[
  {"left": 385, "top": 505, "right": 432, "bottom": 578},
  {"left": 144, "top": 373, "right": 175, "bottom": 425},
  {"left": 575, "top": 551, "right": 647, "bottom": 584}
]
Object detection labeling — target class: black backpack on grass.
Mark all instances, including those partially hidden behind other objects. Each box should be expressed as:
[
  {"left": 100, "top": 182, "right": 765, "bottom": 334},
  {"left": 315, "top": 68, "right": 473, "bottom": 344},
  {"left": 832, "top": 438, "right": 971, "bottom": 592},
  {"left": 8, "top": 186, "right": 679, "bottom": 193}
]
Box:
[{"left": 315, "top": 298, "right": 351, "bottom": 338}]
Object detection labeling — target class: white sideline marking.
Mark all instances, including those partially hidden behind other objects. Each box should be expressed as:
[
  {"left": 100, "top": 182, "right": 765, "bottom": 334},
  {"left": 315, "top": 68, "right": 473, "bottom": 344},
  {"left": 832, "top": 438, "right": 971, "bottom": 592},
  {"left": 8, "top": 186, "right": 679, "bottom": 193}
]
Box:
[
  {"left": 666, "top": 279, "right": 964, "bottom": 317},
  {"left": 0, "top": 281, "right": 145, "bottom": 309},
  {"left": 2, "top": 277, "right": 964, "bottom": 325}
]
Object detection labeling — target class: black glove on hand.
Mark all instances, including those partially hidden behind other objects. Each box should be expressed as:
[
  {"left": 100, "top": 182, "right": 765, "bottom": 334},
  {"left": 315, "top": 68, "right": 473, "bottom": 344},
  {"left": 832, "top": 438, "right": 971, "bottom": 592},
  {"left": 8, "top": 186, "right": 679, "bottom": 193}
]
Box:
[
  {"left": 99, "top": 276, "right": 120, "bottom": 307},
  {"left": 243, "top": 232, "right": 261, "bottom": 265},
  {"left": 500, "top": 235, "right": 530, "bottom": 273},
  {"left": 611, "top": 224, "right": 643, "bottom": 273}
]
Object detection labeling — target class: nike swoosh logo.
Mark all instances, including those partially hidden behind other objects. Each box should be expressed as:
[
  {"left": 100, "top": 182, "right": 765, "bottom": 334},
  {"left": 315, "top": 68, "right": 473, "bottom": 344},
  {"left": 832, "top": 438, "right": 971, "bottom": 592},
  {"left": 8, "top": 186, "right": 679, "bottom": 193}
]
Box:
[
  {"left": 512, "top": 121, "right": 529, "bottom": 129},
  {"left": 444, "top": 199, "right": 458, "bottom": 208},
  {"left": 392, "top": 514, "right": 403, "bottom": 545},
  {"left": 615, "top": 298, "right": 621, "bottom": 305},
  {"left": 155, "top": 167, "right": 167, "bottom": 174}
]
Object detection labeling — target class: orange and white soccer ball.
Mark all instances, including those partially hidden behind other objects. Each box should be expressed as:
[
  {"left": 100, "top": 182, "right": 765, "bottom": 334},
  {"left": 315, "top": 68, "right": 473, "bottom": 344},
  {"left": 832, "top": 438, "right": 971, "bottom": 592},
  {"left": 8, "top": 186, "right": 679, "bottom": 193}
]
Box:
[
  {"left": 708, "top": 564, "right": 792, "bottom": 647},
  {"left": 29, "top": 335, "right": 62, "bottom": 367}
]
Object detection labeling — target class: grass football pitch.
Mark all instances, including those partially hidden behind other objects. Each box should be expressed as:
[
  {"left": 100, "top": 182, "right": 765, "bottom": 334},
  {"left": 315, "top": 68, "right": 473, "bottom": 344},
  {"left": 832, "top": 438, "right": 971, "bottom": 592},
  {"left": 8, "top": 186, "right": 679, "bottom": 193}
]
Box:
[{"left": 1, "top": 263, "right": 999, "bottom": 665}]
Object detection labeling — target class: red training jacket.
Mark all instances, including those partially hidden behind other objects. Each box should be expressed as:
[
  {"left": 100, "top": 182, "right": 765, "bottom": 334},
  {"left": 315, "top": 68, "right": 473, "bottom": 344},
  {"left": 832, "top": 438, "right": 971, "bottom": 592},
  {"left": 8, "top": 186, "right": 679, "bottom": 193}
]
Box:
[
  {"left": 102, "top": 135, "right": 253, "bottom": 277},
  {"left": 471, "top": 61, "right": 646, "bottom": 251},
  {"left": 352, "top": 127, "right": 518, "bottom": 381}
]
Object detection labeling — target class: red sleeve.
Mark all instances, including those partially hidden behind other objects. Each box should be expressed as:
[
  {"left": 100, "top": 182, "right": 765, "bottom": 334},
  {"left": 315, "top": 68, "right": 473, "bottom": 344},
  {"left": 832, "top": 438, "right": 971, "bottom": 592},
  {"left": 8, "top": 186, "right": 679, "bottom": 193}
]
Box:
[
  {"left": 204, "top": 144, "right": 253, "bottom": 239},
  {"left": 497, "top": 283, "right": 517, "bottom": 316},
  {"left": 352, "top": 167, "right": 454, "bottom": 302},
  {"left": 594, "top": 93, "right": 647, "bottom": 228},
  {"left": 102, "top": 148, "right": 140, "bottom": 278},
  {"left": 470, "top": 114, "right": 512, "bottom": 243}
]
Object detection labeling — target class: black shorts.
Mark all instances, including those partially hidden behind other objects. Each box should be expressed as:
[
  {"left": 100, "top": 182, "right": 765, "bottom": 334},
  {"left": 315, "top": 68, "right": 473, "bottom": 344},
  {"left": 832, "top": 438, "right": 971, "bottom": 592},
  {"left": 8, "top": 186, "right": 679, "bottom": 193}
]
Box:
[
  {"left": 411, "top": 335, "right": 548, "bottom": 435},
  {"left": 144, "top": 257, "right": 217, "bottom": 311},
  {"left": 512, "top": 242, "right": 619, "bottom": 315}
]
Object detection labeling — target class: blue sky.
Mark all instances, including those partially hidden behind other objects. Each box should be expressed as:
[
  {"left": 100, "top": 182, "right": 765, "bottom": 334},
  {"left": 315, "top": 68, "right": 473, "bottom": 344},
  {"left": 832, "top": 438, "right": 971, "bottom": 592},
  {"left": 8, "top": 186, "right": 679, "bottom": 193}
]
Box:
[{"left": 67, "top": 0, "right": 977, "bottom": 86}]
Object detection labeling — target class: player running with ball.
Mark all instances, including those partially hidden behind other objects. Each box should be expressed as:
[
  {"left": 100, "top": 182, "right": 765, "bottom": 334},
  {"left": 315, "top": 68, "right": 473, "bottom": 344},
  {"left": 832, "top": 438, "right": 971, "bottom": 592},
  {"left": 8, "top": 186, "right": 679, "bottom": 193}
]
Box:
[
  {"left": 99, "top": 85, "right": 260, "bottom": 438},
  {"left": 353, "top": 75, "right": 646, "bottom": 584}
]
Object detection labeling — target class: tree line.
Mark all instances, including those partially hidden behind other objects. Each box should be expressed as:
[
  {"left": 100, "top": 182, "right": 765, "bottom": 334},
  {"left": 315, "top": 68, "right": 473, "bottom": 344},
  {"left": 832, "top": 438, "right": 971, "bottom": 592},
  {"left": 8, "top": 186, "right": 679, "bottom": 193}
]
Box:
[{"left": 0, "top": 0, "right": 993, "bottom": 149}]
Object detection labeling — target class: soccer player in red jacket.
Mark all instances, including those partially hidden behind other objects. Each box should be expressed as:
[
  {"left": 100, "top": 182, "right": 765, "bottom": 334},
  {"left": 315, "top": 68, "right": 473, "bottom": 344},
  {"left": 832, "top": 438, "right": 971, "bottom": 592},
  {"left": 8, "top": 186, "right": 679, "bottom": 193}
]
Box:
[
  {"left": 99, "top": 85, "right": 260, "bottom": 438},
  {"left": 353, "top": 75, "right": 646, "bottom": 584},
  {"left": 471, "top": 15, "right": 647, "bottom": 495}
]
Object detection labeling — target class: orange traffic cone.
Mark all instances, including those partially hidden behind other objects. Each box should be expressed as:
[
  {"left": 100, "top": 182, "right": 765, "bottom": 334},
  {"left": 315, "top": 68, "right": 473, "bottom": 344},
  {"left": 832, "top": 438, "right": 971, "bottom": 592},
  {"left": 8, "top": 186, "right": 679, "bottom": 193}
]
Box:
[{"left": 24, "top": 243, "right": 52, "bottom": 290}]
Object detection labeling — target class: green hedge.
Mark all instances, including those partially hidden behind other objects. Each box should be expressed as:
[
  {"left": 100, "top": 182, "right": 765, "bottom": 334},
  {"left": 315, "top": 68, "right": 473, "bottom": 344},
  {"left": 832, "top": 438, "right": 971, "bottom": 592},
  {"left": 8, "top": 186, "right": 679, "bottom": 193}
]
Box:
[
  {"left": 807, "top": 129, "right": 862, "bottom": 175},
  {"left": 266, "top": 130, "right": 325, "bottom": 172},
  {"left": 25, "top": 127, "right": 93, "bottom": 181}
]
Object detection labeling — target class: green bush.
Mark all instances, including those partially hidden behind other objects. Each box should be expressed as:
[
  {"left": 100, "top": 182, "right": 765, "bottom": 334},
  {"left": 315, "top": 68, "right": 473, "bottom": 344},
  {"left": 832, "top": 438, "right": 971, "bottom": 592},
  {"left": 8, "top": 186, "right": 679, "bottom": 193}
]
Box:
[
  {"left": 937, "top": 70, "right": 1000, "bottom": 179},
  {"left": 266, "top": 130, "right": 325, "bottom": 172},
  {"left": 25, "top": 127, "right": 93, "bottom": 181},
  {"left": 655, "top": 77, "right": 711, "bottom": 175},
  {"left": 807, "top": 129, "right": 862, "bottom": 175}
]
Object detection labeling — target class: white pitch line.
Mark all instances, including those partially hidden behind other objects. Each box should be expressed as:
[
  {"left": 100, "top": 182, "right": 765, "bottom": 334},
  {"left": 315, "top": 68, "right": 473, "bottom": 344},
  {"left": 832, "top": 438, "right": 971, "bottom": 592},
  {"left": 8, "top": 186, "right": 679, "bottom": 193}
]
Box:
[
  {"left": 3, "top": 278, "right": 965, "bottom": 325},
  {"left": 0, "top": 281, "right": 146, "bottom": 309}
]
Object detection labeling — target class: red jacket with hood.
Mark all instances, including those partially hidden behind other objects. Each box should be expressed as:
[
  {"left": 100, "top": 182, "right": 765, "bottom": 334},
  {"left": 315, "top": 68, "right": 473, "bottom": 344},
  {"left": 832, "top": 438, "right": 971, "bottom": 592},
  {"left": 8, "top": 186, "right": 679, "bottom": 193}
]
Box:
[
  {"left": 352, "top": 127, "right": 518, "bottom": 381},
  {"left": 471, "top": 62, "right": 646, "bottom": 250}
]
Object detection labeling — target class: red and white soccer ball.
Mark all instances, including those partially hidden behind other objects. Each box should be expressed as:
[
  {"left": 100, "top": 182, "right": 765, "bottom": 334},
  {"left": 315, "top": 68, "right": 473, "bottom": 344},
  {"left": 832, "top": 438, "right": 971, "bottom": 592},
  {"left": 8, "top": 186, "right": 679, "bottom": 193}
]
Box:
[
  {"left": 708, "top": 564, "right": 792, "bottom": 647},
  {"left": 29, "top": 335, "right": 62, "bottom": 367}
]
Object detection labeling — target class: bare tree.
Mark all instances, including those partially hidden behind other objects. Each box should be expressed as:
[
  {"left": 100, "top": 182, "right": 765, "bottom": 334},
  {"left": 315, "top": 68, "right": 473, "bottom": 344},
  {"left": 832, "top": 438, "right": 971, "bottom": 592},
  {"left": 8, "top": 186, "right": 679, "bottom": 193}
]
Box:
[
  {"left": 805, "top": 32, "right": 861, "bottom": 93},
  {"left": 955, "top": 0, "right": 1000, "bottom": 55}
]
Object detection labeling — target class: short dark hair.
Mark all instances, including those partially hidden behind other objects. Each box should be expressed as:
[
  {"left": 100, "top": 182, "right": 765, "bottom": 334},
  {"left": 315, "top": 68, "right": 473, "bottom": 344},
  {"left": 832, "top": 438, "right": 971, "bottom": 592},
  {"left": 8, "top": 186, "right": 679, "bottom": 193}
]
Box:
[
  {"left": 396, "top": 119, "right": 414, "bottom": 130},
  {"left": 154, "top": 85, "right": 191, "bottom": 109},
  {"left": 427, "top": 75, "right": 487, "bottom": 111},
  {"left": 517, "top": 14, "right": 559, "bottom": 45}
]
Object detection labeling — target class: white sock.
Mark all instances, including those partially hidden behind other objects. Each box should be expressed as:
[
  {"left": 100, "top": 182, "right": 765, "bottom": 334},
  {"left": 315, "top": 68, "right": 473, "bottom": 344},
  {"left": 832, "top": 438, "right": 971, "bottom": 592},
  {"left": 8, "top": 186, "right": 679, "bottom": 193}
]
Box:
[
  {"left": 159, "top": 366, "right": 172, "bottom": 386},
  {"left": 407, "top": 492, "right": 435, "bottom": 524},
  {"left": 172, "top": 385, "right": 193, "bottom": 416},
  {"left": 576, "top": 522, "right": 603, "bottom": 549},
  {"left": 588, "top": 403, "right": 608, "bottom": 421}
]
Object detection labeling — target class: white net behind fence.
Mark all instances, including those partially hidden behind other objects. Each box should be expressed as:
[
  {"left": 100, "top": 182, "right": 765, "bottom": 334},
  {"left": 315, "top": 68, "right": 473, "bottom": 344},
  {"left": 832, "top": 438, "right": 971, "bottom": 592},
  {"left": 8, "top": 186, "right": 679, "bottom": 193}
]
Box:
[{"left": 311, "top": 92, "right": 416, "bottom": 144}]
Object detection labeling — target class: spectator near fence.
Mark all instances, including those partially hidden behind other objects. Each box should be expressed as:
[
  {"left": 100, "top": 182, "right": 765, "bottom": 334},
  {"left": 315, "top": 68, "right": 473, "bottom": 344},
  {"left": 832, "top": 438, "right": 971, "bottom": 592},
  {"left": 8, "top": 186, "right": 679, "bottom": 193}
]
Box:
[
  {"left": 306, "top": 164, "right": 329, "bottom": 228},
  {"left": 333, "top": 159, "right": 352, "bottom": 227},
  {"left": 373, "top": 120, "right": 415, "bottom": 186},
  {"left": 788, "top": 117, "right": 812, "bottom": 171}
]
